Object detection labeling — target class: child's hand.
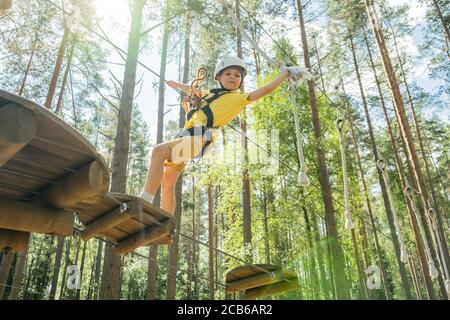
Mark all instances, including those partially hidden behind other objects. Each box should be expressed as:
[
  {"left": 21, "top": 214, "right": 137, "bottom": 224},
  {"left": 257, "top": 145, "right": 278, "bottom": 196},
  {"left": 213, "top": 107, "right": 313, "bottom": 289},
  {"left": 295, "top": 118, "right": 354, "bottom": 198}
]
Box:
[{"left": 281, "top": 66, "right": 312, "bottom": 83}]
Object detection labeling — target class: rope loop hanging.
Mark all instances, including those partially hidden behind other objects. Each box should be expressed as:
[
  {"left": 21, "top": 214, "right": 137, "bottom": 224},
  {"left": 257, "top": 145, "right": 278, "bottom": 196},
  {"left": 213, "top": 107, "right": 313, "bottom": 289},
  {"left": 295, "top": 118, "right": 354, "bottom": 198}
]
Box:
[
  {"left": 426, "top": 199, "right": 449, "bottom": 291},
  {"left": 376, "top": 156, "right": 408, "bottom": 263},
  {"left": 403, "top": 182, "right": 439, "bottom": 279}
]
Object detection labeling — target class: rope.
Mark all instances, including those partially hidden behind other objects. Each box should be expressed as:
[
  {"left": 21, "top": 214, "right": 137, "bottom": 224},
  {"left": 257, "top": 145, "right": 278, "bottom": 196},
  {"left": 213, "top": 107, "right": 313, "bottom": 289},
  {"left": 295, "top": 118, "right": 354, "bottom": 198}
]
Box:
[
  {"left": 426, "top": 200, "right": 450, "bottom": 297},
  {"left": 403, "top": 184, "right": 439, "bottom": 279},
  {"left": 336, "top": 111, "right": 354, "bottom": 230},
  {"left": 376, "top": 157, "right": 408, "bottom": 263}
]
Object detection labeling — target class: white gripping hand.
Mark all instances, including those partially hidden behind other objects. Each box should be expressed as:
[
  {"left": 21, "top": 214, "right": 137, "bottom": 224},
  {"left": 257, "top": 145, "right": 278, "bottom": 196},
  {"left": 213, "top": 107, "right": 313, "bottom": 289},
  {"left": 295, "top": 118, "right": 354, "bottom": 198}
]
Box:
[
  {"left": 280, "top": 65, "right": 312, "bottom": 83},
  {"left": 286, "top": 66, "right": 312, "bottom": 83}
]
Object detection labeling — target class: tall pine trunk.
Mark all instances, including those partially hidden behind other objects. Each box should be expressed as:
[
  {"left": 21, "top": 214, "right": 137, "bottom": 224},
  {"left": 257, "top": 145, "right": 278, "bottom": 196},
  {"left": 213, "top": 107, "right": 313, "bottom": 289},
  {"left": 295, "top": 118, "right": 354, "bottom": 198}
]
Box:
[
  {"left": 100, "top": 0, "right": 145, "bottom": 300},
  {"left": 49, "top": 236, "right": 65, "bottom": 299},
  {"left": 147, "top": 9, "right": 171, "bottom": 300},
  {"left": 296, "top": 0, "right": 348, "bottom": 299},
  {"left": 45, "top": 26, "right": 70, "bottom": 109},
  {"left": 166, "top": 10, "right": 191, "bottom": 300},
  {"left": 235, "top": 0, "right": 252, "bottom": 262}
]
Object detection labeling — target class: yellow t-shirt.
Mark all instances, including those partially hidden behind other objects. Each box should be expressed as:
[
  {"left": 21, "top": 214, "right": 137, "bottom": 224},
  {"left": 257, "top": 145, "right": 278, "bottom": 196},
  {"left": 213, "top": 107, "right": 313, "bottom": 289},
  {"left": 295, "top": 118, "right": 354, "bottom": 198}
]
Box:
[{"left": 184, "top": 89, "right": 252, "bottom": 129}]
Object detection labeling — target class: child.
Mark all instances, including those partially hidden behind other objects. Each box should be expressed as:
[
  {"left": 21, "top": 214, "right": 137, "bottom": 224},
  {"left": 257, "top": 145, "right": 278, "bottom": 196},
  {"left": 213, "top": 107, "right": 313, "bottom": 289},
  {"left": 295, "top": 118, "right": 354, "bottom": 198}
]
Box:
[{"left": 140, "top": 56, "right": 306, "bottom": 217}]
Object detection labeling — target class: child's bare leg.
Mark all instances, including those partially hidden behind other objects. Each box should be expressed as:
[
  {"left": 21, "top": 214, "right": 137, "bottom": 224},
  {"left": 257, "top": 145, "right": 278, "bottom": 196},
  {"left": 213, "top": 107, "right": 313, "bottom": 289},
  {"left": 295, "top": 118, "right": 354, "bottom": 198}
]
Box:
[
  {"left": 142, "top": 143, "right": 172, "bottom": 196},
  {"left": 161, "top": 165, "right": 182, "bottom": 216}
]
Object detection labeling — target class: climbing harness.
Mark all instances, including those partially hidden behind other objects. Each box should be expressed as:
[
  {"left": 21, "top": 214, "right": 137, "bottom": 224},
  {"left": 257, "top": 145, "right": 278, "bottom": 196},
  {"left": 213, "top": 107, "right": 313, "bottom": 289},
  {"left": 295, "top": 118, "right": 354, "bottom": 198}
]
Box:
[
  {"left": 219, "top": 0, "right": 311, "bottom": 187},
  {"left": 403, "top": 181, "right": 439, "bottom": 279},
  {"left": 177, "top": 68, "right": 232, "bottom": 160},
  {"left": 336, "top": 112, "right": 354, "bottom": 230},
  {"left": 376, "top": 156, "right": 408, "bottom": 263}
]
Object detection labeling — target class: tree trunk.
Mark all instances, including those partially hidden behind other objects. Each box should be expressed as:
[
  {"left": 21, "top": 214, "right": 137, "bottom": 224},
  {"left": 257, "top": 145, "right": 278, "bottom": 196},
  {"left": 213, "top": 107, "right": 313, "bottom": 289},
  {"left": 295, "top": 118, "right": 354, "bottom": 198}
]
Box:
[
  {"left": 348, "top": 31, "right": 413, "bottom": 299},
  {"left": 101, "top": 0, "right": 145, "bottom": 300},
  {"left": 18, "top": 36, "right": 38, "bottom": 95},
  {"left": 0, "top": 251, "right": 14, "bottom": 299},
  {"left": 363, "top": 31, "right": 435, "bottom": 299},
  {"left": 302, "top": 207, "right": 320, "bottom": 299},
  {"left": 296, "top": 0, "right": 348, "bottom": 299},
  {"left": 431, "top": 0, "right": 450, "bottom": 49},
  {"left": 8, "top": 244, "right": 28, "bottom": 300},
  {"left": 45, "top": 26, "right": 70, "bottom": 109},
  {"left": 166, "top": 10, "right": 191, "bottom": 300},
  {"left": 208, "top": 184, "right": 215, "bottom": 300},
  {"left": 236, "top": 0, "right": 252, "bottom": 262},
  {"left": 75, "top": 241, "right": 87, "bottom": 300},
  {"left": 147, "top": 8, "right": 170, "bottom": 301},
  {"left": 55, "top": 35, "right": 76, "bottom": 114},
  {"left": 350, "top": 229, "right": 369, "bottom": 299},
  {"left": 365, "top": 0, "right": 447, "bottom": 298},
  {"left": 49, "top": 236, "right": 65, "bottom": 299},
  {"left": 93, "top": 238, "right": 103, "bottom": 300}
]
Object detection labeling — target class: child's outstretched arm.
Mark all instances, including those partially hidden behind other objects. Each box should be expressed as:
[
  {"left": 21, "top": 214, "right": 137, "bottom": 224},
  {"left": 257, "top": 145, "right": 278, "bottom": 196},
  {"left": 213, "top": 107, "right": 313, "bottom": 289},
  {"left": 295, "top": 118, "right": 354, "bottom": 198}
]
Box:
[
  {"left": 247, "top": 66, "right": 312, "bottom": 102},
  {"left": 166, "top": 80, "right": 191, "bottom": 94},
  {"left": 247, "top": 69, "right": 289, "bottom": 102}
]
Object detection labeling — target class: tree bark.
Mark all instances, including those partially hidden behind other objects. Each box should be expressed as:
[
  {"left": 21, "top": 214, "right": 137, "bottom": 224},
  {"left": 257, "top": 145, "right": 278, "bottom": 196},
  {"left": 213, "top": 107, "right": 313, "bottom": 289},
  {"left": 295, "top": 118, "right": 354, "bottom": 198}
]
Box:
[
  {"left": 208, "top": 184, "right": 215, "bottom": 300},
  {"left": 302, "top": 207, "right": 320, "bottom": 299},
  {"left": 49, "top": 236, "right": 65, "bottom": 299},
  {"left": 18, "top": 36, "right": 38, "bottom": 95},
  {"left": 236, "top": 0, "right": 252, "bottom": 262},
  {"left": 166, "top": 10, "right": 191, "bottom": 300},
  {"left": 296, "top": 0, "right": 348, "bottom": 299},
  {"left": 55, "top": 35, "right": 76, "bottom": 114},
  {"left": 147, "top": 7, "right": 171, "bottom": 300},
  {"left": 45, "top": 26, "right": 70, "bottom": 110},
  {"left": 8, "top": 247, "right": 28, "bottom": 300},
  {"left": 0, "top": 251, "right": 13, "bottom": 299},
  {"left": 101, "top": 0, "right": 145, "bottom": 300}
]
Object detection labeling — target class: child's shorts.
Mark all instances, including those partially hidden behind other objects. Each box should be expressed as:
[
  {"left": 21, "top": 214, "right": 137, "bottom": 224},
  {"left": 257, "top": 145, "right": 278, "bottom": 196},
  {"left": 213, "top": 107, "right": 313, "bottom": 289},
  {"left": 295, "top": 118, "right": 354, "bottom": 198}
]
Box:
[{"left": 164, "top": 128, "right": 221, "bottom": 172}]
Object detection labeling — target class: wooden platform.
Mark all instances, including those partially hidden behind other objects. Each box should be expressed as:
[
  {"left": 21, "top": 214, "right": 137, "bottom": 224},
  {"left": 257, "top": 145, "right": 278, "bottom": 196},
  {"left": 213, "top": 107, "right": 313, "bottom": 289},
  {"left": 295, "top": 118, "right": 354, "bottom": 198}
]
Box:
[
  {"left": 78, "top": 193, "right": 174, "bottom": 255},
  {"left": 225, "top": 264, "right": 300, "bottom": 300},
  {"left": 0, "top": 90, "right": 174, "bottom": 255}
]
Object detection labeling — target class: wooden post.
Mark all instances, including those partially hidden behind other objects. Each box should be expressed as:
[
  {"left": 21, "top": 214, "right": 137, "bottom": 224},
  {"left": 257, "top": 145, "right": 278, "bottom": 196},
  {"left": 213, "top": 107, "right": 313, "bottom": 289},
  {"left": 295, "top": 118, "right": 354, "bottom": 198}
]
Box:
[
  {"left": 0, "top": 229, "right": 30, "bottom": 252},
  {"left": 32, "top": 160, "right": 106, "bottom": 209},
  {"left": 113, "top": 219, "right": 174, "bottom": 255},
  {"left": 226, "top": 269, "right": 297, "bottom": 293},
  {"left": 0, "top": 198, "right": 74, "bottom": 236},
  {"left": 80, "top": 200, "right": 142, "bottom": 241},
  {"left": 0, "top": 104, "right": 37, "bottom": 167},
  {"left": 240, "top": 278, "right": 300, "bottom": 300}
]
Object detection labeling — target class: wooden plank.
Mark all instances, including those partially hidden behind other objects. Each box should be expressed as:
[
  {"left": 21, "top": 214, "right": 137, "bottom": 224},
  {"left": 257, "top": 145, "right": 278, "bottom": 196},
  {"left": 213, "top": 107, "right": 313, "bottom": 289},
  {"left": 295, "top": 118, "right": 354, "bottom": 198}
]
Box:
[
  {"left": 0, "top": 228, "right": 30, "bottom": 252},
  {"left": 0, "top": 104, "right": 37, "bottom": 167},
  {"left": 226, "top": 264, "right": 281, "bottom": 283},
  {"left": 113, "top": 219, "right": 174, "bottom": 255},
  {"left": 31, "top": 160, "right": 107, "bottom": 209},
  {"left": 0, "top": 197, "right": 74, "bottom": 236},
  {"left": 80, "top": 200, "right": 142, "bottom": 241},
  {"left": 226, "top": 269, "right": 286, "bottom": 293},
  {"left": 240, "top": 277, "right": 300, "bottom": 300}
]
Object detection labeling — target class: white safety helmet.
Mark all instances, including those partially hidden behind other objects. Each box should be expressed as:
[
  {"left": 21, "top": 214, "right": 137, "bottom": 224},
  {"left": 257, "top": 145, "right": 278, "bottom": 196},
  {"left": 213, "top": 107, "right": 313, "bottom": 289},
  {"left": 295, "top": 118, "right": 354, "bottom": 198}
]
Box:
[{"left": 214, "top": 56, "right": 247, "bottom": 80}]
